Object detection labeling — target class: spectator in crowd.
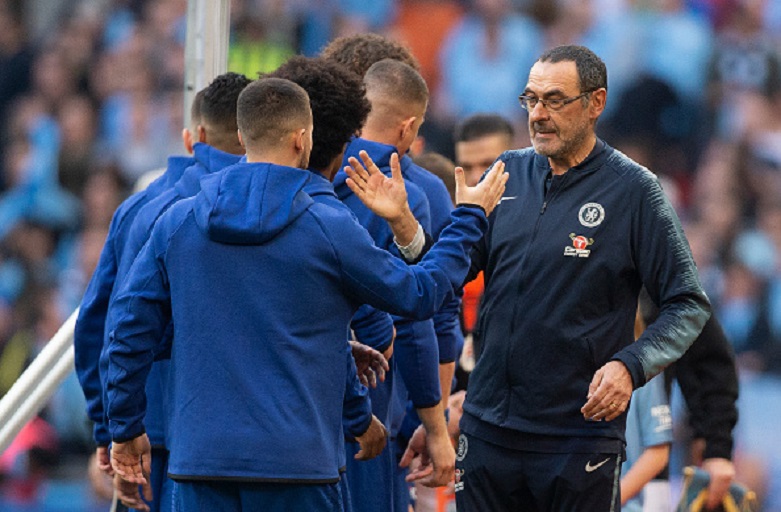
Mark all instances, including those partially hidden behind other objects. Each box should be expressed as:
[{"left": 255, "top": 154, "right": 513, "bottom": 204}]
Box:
[
  {"left": 438, "top": 0, "right": 543, "bottom": 120},
  {"left": 454, "top": 114, "right": 515, "bottom": 188}
]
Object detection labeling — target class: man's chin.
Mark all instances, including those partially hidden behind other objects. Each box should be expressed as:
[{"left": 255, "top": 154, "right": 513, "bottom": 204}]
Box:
[{"left": 532, "top": 138, "right": 558, "bottom": 156}]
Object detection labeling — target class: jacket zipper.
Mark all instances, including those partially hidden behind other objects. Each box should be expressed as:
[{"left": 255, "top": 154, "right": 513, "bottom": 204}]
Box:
[{"left": 502, "top": 171, "right": 568, "bottom": 421}]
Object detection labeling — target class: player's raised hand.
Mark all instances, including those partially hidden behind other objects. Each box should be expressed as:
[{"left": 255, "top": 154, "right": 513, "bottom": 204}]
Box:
[
  {"left": 345, "top": 151, "right": 410, "bottom": 222},
  {"left": 455, "top": 160, "right": 508, "bottom": 216}
]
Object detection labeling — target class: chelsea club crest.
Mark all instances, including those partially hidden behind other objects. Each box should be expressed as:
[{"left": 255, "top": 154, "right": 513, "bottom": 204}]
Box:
[{"left": 578, "top": 202, "right": 605, "bottom": 228}]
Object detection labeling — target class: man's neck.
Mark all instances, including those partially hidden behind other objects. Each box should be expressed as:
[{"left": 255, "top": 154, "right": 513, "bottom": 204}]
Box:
[
  {"left": 548, "top": 135, "right": 597, "bottom": 175},
  {"left": 359, "top": 124, "right": 401, "bottom": 153},
  {"left": 245, "top": 149, "right": 300, "bottom": 168}
]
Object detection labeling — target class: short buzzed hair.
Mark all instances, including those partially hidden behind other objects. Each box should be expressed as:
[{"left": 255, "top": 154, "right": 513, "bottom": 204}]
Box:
[
  {"left": 321, "top": 33, "right": 420, "bottom": 77},
  {"left": 200, "top": 72, "right": 252, "bottom": 132},
  {"left": 266, "top": 56, "right": 371, "bottom": 171},
  {"left": 198, "top": 72, "right": 252, "bottom": 150},
  {"left": 190, "top": 89, "right": 205, "bottom": 128},
  {"left": 364, "top": 59, "right": 428, "bottom": 119},
  {"left": 454, "top": 114, "right": 515, "bottom": 143},
  {"left": 237, "top": 78, "right": 311, "bottom": 148},
  {"left": 538, "top": 45, "right": 608, "bottom": 93}
]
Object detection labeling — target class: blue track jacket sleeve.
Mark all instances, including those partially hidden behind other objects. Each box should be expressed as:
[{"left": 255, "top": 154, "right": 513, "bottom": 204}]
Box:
[
  {"left": 392, "top": 317, "right": 440, "bottom": 408},
  {"left": 106, "top": 232, "right": 172, "bottom": 442},
  {"left": 342, "top": 346, "right": 373, "bottom": 438},
  {"left": 386, "top": 184, "right": 440, "bottom": 407},
  {"left": 350, "top": 305, "right": 394, "bottom": 352},
  {"left": 322, "top": 205, "right": 488, "bottom": 323},
  {"left": 74, "top": 222, "right": 118, "bottom": 446},
  {"left": 612, "top": 174, "right": 711, "bottom": 388},
  {"left": 432, "top": 298, "right": 462, "bottom": 364},
  {"left": 424, "top": 171, "right": 463, "bottom": 365}
]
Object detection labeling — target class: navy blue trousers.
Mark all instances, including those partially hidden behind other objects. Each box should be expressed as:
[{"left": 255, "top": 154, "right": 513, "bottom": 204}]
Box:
[
  {"left": 344, "top": 440, "right": 395, "bottom": 512},
  {"left": 171, "top": 479, "right": 343, "bottom": 512},
  {"left": 455, "top": 433, "right": 622, "bottom": 512}
]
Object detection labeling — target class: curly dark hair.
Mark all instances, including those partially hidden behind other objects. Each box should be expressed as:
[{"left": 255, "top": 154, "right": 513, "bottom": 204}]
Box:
[
  {"left": 320, "top": 33, "right": 420, "bottom": 77},
  {"left": 201, "top": 72, "right": 253, "bottom": 131},
  {"left": 265, "top": 56, "right": 371, "bottom": 171}
]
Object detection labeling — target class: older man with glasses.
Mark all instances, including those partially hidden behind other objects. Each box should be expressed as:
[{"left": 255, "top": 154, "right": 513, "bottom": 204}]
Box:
[{"left": 453, "top": 44, "right": 711, "bottom": 511}]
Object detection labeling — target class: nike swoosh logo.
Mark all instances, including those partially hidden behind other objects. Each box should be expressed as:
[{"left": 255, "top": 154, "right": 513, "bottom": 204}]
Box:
[
  {"left": 498, "top": 196, "right": 517, "bottom": 203},
  {"left": 585, "top": 457, "right": 611, "bottom": 472}
]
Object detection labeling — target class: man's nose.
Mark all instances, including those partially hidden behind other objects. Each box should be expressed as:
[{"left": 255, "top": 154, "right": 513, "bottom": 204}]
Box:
[{"left": 528, "top": 101, "right": 549, "bottom": 122}]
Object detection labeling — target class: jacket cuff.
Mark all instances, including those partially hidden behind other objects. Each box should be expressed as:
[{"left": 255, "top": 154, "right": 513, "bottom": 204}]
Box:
[
  {"left": 456, "top": 203, "right": 487, "bottom": 216},
  {"left": 702, "top": 436, "right": 734, "bottom": 461},
  {"left": 351, "top": 413, "right": 374, "bottom": 439},
  {"left": 93, "top": 421, "right": 112, "bottom": 446},
  {"left": 111, "top": 423, "right": 146, "bottom": 444},
  {"left": 395, "top": 223, "right": 426, "bottom": 262},
  {"left": 611, "top": 353, "right": 645, "bottom": 389}
]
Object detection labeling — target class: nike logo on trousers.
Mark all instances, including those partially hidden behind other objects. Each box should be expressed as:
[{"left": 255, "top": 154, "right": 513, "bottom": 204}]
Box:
[{"left": 585, "top": 457, "right": 611, "bottom": 472}]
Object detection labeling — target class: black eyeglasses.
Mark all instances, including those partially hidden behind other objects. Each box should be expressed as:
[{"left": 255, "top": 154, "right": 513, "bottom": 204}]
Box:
[{"left": 518, "top": 90, "right": 594, "bottom": 112}]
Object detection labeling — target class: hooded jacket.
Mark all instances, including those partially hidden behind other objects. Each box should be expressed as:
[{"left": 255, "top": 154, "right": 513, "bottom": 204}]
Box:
[
  {"left": 402, "top": 154, "right": 463, "bottom": 365},
  {"left": 334, "top": 138, "right": 441, "bottom": 435},
  {"left": 305, "top": 170, "right": 395, "bottom": 355},
  {"left": 106, "top": 161, "right": 487, "bottom": 482},
  {"left": 462, "top": 141, "right": 710, "bottom": 448},
  {"left": 75, "top": 155, "right": 192, "bottom": 446},
  {"left": 97, "top": 143, "right": 242, "bottom": 448}
]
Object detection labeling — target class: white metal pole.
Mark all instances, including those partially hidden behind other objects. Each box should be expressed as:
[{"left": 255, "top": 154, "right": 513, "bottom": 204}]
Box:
[
  {"left": 0, "top": 345, "right": 75, "bottom": 454},
  {"left": 183, "top": 0, "right": 231, "bottom": 129},
  {"left": 0, "top": 309, "right": 77, "bottom": 438}
]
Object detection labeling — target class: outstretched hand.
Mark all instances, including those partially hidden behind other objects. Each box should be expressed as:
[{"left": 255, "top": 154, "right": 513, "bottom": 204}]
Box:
[
  {"left": 455, "top": 160, "right": 508, "bottom": 216},
  {"left": 344, "top": 151, "right": 410, "bottom": 222}
]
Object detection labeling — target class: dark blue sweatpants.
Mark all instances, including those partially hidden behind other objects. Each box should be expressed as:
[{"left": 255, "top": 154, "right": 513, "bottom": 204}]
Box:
[
  {"left": 171, "top": 479, "right": 343, "bottom": 512},
  {"left": 454, "top": 433, "right": 622, "bottom": 512},
  {"left": 344, "top": 440, "right": 395, "bottom": 512}
]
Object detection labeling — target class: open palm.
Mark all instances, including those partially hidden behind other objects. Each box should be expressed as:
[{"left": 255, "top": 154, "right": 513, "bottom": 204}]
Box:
[{"left": 345, "top": 151, "right": 409, "bottom": 222}]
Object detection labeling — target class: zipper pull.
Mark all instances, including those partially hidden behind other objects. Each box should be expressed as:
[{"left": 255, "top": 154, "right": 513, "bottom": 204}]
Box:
[{"left": 540, "top": 201, "right": 548, "bottom": 214}]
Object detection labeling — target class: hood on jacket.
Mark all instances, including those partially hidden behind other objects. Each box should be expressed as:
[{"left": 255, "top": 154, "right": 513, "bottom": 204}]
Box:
[
  {"left": 304, "top": 169, "right": 338, "bottom": 199},
  {"left": 194, "top": 162, "right": 313, "bottom": 245}
]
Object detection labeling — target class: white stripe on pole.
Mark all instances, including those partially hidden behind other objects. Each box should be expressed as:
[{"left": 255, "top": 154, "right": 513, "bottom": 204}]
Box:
[{"left": 183, "top": 0, "right": 231, "bottom": 129}]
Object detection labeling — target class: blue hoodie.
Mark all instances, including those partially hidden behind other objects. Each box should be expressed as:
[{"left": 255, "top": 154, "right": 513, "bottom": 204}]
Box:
[
  {"left": 335, "top": 138, "right": 441, "bottom": 427},
  {"left": 401, "top": 154, "right": 463, "bottom": 364},
  {"left": 98, "top": 143, "right": 242, "bottom": 448},
  {"left": 106, "top": 161, "right": 487, "bottom": 482},
  {"left": 305, "top": 170, "right": 395, "bottom": 353},
  {"left": 74, "top": 155, "right": 192, "bottom": 446}
]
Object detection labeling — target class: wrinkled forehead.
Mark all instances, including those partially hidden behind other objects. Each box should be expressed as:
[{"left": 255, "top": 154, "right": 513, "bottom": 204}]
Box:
[{"left": 525, "top": 60, "right": 580, "bottom": 96}]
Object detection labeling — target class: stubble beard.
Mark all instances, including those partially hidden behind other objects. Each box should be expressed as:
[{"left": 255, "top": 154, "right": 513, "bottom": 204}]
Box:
[{"left": 531, "top": 119, "right": 590, "bottom": 163}]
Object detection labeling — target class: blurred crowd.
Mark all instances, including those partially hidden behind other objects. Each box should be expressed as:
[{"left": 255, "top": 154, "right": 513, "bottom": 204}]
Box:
[{"left": 0, "top": 0, "right": 779, "bottom": 509}]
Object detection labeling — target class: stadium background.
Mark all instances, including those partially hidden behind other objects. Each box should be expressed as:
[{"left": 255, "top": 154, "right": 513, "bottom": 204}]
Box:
[{"left": 0, "top": 0, "right": 779, "bottom": 509}]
